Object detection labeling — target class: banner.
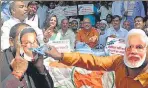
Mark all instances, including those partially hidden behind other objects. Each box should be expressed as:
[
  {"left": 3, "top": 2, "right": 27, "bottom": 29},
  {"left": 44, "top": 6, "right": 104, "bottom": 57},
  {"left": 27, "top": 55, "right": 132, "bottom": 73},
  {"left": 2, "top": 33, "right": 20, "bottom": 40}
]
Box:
[
  {"left": 78, "top": 4, "right": 94, "bottom": 15},
  {"left": 105, "top": 37, "right": 126, "bottom": 55},
  {"left": 49, "top": 6, "right": 77, "bottom": 16},
  {"left": 48, "top": 40, "right": 71, "bottom": 53},
  {"left": 48, "top": 6, "right": 77, "bottom": 24},
  {"left": 63, "top": 6, "right": 77, "bottom": 16}
]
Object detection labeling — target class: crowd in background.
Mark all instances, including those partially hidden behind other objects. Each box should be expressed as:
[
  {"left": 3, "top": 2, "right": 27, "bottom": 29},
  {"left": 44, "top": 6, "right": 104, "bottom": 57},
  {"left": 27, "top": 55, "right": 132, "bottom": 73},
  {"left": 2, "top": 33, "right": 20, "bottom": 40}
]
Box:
[{"left": 1, "top": 1, "right": 148, "bottom": 51}]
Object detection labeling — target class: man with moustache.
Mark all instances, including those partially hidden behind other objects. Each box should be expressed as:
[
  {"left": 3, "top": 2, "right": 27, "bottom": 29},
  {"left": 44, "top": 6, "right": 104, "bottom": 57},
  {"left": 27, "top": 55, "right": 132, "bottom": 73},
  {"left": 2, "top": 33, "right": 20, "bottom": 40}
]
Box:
[
  {"left": 134, "top": 16, "right": 145, "bottom": 30},
  {"left": 123, "top": 20, "right": 131, "bottom": 31},
  {"left": 46, "top": 29, "right": 148, "bottom": 88},
  {"left": 106, "top": 15, "right": 128, "bottom": 39},
  {"left": 71, "top": 20, "right": 79, "bottom": 33},
  {"left": 1, "top": 23, "right": 53, "bottom": 88},
  {"left": 58, "top": 18, "right": 75, "bottom": 50},
  {"left": 76, "top": 18, "right": 99, "bottom": 48},
  {"left": 25, "top": 1, "right": 39, "bottom": 28}
]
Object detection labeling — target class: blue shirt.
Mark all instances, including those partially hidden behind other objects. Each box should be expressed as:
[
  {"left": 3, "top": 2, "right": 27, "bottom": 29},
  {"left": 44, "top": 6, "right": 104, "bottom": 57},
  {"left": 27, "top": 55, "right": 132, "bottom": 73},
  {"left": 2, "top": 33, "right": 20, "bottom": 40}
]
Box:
[{"left": 1, "top": 1, "right": 11, "bottom": 21}]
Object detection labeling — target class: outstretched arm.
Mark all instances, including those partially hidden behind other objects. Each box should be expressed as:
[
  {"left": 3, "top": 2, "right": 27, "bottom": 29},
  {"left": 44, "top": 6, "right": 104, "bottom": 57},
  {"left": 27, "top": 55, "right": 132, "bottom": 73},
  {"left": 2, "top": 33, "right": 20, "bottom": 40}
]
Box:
[{"left": 46, "top": 46, "right": 123, "bottom": 71}]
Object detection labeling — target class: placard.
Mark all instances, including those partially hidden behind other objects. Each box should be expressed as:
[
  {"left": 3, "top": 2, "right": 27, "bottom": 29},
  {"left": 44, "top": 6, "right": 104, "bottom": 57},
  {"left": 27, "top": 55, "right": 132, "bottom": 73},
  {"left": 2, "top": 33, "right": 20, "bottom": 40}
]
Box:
[
  {"left": 63, "top": 6, "right": 77, "bottom": 16},
  {"left": 105, "top": 37, "right": 126, "bottom": 55},
  {"left": 48, "top": 40, "right": 71, "bottom": 53},
  {"left": 78, "top": 4, "right": 94, "bottom": 15}
]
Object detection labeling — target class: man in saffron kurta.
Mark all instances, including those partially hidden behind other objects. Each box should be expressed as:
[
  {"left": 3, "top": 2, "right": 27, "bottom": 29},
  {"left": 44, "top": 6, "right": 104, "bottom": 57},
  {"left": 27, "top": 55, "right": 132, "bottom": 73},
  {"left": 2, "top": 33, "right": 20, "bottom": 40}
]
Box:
[
  {"left": 46, "top": 29, "right": 148, "bottom": 88},
  {"left": 76, "top": 18, "right": 99, "bottom": 48}
]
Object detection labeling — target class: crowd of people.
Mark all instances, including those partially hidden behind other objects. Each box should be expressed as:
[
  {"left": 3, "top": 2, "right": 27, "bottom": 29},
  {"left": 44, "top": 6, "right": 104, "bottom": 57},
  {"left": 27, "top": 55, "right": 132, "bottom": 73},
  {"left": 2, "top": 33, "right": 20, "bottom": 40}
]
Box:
[{"left": 1, "top": 1, "right": 148, "bottom": 88}]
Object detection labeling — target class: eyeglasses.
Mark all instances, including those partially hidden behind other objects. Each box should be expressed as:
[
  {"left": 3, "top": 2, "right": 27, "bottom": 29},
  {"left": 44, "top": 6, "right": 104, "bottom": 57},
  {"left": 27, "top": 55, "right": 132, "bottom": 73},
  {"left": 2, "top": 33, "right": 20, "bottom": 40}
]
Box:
[
  {"left": 126, "top": 45, "right": 146, "bottom": 52},
  {"left": 21, "top": 40, "right": 38, "bottom": 46}
]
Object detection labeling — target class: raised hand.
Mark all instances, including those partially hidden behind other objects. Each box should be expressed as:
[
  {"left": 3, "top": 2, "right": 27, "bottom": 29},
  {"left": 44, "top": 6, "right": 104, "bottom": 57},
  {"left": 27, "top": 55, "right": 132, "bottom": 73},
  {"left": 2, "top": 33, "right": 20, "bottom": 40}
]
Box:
[
  {"left": 10, "top": 42, "right": 28, "bottom": 79},
  {"left": 43, "top": 26, "right": 54, "bottom": 43},
  {"left": 89, "top": 35, "right": 98, "bottom": 42}
]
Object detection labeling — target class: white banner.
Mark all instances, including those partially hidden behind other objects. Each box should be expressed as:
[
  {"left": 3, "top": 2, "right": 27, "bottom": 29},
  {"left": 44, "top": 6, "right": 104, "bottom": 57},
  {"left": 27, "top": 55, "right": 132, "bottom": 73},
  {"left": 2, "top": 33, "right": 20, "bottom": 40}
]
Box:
[
  {"left": 63, "top": 6, "right": 77, "bottom": 16},
  {"left": 78, "top": 4, "right": 94, "bottom": 15},
  {"left": 48, "top": 40, "right": 71, "bottom": 53},
  {"left": 105, "top": 37, "right": 126, "bottom": 55},
  {"left": 48, "top": 6, "right": 77, "bottom": 17}
]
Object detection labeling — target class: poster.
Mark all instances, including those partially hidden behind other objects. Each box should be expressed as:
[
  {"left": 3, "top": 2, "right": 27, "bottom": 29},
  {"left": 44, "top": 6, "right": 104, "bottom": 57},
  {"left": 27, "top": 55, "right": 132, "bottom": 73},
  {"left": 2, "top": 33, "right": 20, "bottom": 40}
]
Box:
[
  {"left": 63, "top": 6, "right": 77, "bottom": 16},
  {"left": 105, "top": 37, "right": 126, "bottom": 55},
  {"left": 48, "top": 39, "right": 71, "bottom": 53},
  {"left": 78, "top": 4, "right": 94, "bottom": 15}
]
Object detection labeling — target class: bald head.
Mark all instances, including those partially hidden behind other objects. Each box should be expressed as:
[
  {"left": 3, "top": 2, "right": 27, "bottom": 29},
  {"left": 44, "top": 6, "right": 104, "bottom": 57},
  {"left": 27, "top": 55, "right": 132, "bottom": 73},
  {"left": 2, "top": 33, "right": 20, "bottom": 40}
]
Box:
[
  {"left": 83, "top": 18, "right": 92, "bottom": 30},
  {"left": 83, "top": 18, "right": 90, "bottom": 23}
]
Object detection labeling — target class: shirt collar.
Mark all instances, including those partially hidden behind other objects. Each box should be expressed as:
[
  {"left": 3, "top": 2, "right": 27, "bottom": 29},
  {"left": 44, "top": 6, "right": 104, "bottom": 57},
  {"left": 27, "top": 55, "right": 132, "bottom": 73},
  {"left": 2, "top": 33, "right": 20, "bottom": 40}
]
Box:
[
  {"left": 111, "top": 26, "right": 123, "bottom": 32},
  {"left": 134, "top": 64, "right": 148, "bottom": 87},
  {"left": 61, "top": 28, "right": 71, "bottom": 36},
  {"left": 11, "top": 17, "right": 25, "bottom": 23}
]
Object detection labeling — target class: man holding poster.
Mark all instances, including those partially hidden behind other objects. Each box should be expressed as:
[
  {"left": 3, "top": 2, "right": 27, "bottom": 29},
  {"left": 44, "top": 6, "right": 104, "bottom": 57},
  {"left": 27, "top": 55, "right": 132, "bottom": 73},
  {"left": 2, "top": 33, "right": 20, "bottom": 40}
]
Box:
[
  {"left": 46, "top": 29, "right": 148, "bottom": 88},
  {"left": 58, "top": 18, "right": 75, "bottom": 51}
]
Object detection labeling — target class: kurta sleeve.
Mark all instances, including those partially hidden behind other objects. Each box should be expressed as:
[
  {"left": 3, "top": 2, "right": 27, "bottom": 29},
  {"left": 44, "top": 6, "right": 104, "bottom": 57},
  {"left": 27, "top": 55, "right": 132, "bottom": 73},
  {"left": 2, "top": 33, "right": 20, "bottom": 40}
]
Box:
[{"left": 61, "top": 52, "right": 123, "bottom": 71}]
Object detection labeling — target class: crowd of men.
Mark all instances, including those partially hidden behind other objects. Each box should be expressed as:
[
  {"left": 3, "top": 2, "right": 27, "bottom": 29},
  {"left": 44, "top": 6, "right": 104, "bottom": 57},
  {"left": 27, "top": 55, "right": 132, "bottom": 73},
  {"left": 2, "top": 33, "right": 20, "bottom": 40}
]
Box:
[{"left": 1, "top": 1, "right": 148, "bottom": 88}]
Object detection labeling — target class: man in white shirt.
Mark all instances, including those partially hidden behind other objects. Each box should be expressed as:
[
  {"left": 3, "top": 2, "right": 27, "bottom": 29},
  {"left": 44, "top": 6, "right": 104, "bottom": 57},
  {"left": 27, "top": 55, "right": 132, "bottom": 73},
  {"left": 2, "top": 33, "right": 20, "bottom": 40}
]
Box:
[
  {"left": 106, "top": 15, "right": 128, "bottom": 39},
  {"left": 25, "top": 1, "right": 44, "bottom": 45},
  {"left": 58, "top": 18, "right": 76, "bottom": 51},
  {"left": 97, "top": 20, "right": 109, "bottom": 50},
  {"left": 25, "top": 1, "right": 39, "bottom": 28},
  {"left": 1, "top": 1, "right": 28, "bottom": 51},
  {"left": 1, "top": 1, "right": 44, "bottom": 51}
]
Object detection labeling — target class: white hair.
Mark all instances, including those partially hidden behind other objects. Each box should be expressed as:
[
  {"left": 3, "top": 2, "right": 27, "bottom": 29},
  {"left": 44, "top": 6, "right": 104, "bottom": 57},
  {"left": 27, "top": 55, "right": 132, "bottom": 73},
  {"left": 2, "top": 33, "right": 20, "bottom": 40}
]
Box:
[
  {"left": 124, "top": 29, "right": 148, "bottom": 68},
  {"left": 125, "top": 29, "right": 148, "bottom": 47},
  {"left": 100, "top": 20, "right": 108, "bottom": 26}
]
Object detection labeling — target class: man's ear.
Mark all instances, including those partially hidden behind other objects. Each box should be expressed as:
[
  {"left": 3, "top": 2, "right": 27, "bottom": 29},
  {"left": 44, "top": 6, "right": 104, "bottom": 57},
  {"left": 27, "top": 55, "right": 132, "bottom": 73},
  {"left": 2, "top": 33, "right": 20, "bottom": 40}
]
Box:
[
  {"left": 11, "top": 8, "right": 15, "bottom": 15},
  {"left": 9, "top": 37, "right": 14, "bottom": 46}
]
